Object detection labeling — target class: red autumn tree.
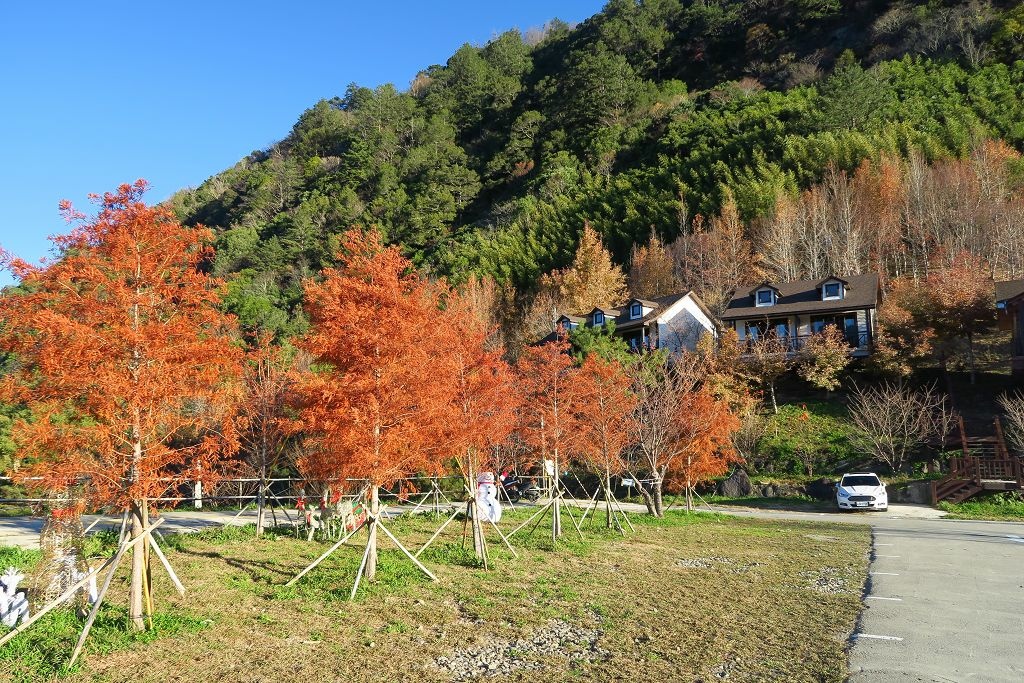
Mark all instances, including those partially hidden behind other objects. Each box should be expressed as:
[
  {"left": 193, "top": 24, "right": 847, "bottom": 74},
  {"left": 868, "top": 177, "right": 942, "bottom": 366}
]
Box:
[
  {"left": 629, "top": 354, "right": 741, "bottom": 515},
  {"left": 0, "top": 181, "right": 242, "bottom": 630},
  {"left": 440, "top": 288, "right": 518, "bottom": 559},
  {"left": 236, "top": 333, "right": 300, "bottom": 537},
  {"left": 290, "top": 229, "right": 454, "bottom": 581},
  {"left": 663, "top": 387, "right": 742, "bottom": 511},
  {"left": 516, "top": 335, "right": 585, "bottom": 538},
  {"left": 879, "top": 251, "right": 995, "bottom": 385},
  {"left": 574, "top": 356, "right": 637, "bottom": 528}
]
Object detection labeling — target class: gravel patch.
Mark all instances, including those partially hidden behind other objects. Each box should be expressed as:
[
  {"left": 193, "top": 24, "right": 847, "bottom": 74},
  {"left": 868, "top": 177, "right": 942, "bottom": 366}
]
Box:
[
  {"left": 434, "top": 619, "right": 608, "bottom": 681},
  {"left": 675, "top": 556, "right": 763, "bottom": 574},
  {"left": 800, "top": 567, "right": 856, "bottom": 594}
]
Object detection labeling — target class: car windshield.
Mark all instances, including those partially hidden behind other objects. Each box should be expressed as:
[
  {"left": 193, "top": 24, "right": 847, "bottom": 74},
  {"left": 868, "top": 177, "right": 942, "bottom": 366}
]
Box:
[{"left": 842, "top": 475, "right": 880, "bottom": 487}]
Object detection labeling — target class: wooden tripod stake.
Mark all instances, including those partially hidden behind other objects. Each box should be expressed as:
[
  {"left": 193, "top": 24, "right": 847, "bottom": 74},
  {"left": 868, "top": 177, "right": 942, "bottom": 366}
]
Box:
[{"left": 287, "top": 487, "right": 437, "bottom": 600}]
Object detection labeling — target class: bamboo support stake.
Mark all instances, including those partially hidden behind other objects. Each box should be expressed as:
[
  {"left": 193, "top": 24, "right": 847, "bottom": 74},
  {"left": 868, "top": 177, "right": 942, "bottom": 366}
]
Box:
[
  {"left": 415, "top": 507, "right": 461, "bottom": 558},
  {"left": 0, "top": 517, "right": 166, "bottom": 649},
  {"left": 286, "top": 518, "right": 367, "bottom": 587},
  {"left": 560, "top": 495, "right": 586, "bottom": 541},
  {"left": 578, "top": 487, "right": 602, "bottom": 525},
  {"left": 269, "top": 490, "right": 295, "bottom": 524},
  {"left": 348, "top": 531, "right": 374, "bottom": 601},
  {"left": 227, "top": 502, "right": 252, "bottom": 524},
  {"left": 375, "top": 517, "right": 437, "bottom": 581},
  {"left": 147, "top": 535, "right": 185, "bottom": 596},
  {"left": 612, "top": 495, "right": 636, "bottom": 532},
  {"left": 487, "top": 518, "right": 518, "bottom": 558},
  {"left": 507, "top": 498, "right": 554, "bottom": 537},
  {"left": 68, "top": 542, "right": 131, "bottom": 666}
]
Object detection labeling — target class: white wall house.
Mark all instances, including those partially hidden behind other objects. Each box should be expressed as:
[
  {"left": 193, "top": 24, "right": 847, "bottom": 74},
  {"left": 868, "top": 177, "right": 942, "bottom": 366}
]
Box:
[{"left": 549, "top": 291, "right": 718, "bottom": 353}]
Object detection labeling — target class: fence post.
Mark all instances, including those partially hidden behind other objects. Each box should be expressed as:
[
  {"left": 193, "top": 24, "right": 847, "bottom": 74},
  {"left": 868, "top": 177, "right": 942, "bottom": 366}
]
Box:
[{"left": 194, "top": 481, "right": 203, "bottom": 509}]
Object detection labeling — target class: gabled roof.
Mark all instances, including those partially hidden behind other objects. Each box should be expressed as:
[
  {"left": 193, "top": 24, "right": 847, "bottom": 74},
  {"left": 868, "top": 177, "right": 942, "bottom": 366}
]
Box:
[
  {"left": 995, "top": 279, "right": 1024, "bottom": 304},
  {"left": 815, "top": 275, "right": 850, "bottom": 287},
  {"left": 748, "top": 281, "right": 781, "bottom": 296},
  {"left": 538, "top": 290, "right": 717, "bottom": 345},
  {"left": 721, "top": 273, "right": 880, "bottom": 320},
  {"left": 555, "top": 291, "right": 715, "bottom": 331}
]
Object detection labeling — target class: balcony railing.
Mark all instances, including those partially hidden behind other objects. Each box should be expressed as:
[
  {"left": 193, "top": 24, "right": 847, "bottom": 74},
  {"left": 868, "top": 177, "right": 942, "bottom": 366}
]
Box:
[{"left": 737, "top": 330, "right": 871, "bottom": 353}]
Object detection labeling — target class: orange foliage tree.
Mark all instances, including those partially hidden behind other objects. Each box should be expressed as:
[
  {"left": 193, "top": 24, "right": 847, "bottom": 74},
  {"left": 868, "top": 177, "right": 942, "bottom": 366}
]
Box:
[
  {"left": 629, "top": 355, "right": 741, "bottom": 515},
  {"left": 663, "top": 387, "right": 742, "bottom": 511},
  {"left": 573, "top": 356, "right": 637, "bottom": 528},
  {"left": 879, "top": 251, "right": 995, "bottom": 385},
  {"left": 0, "top": 181, "right": 242, "bottom": 629},
  {"left": 289, "top": 229, "right": 454, "bottom": 581},
  {"left": 236, "top": 333, "right": 299, "bottom": 537},
  {"left": 516, "top": 335, "right": 585, "bottom": 538},
  {"left": 440, "top": 289, "right": 518, "bottom": 559}
]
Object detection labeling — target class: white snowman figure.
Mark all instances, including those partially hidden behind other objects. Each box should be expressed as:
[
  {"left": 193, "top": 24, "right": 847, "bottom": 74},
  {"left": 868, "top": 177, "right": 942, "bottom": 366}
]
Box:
[
  {"left": 0, "top": 567, "right": 30, "bottom": 628},
  {"left": 475, "top": 472, "right": 502, "bottom": 524}
]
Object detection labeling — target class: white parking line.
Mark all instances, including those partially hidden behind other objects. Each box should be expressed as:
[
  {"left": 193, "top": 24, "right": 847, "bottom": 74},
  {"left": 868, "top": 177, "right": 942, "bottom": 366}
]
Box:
[
  {"left": 1007, "top": 535, "right": 1024, "bottom": 544},
  {"left": 870, "top": 571, "right": 899, "bottom": 576},
  {"left": 876, "top": 555, "right": 900, "bottom": 558},
  {"left": 855, "top": 634, "right": 904, "bottom": 641},
  {"left": 875, "top": 543, "right": 894, "bottom": 546},
  {"left": 866, "top": 596, "right": 903, "bottom": 601}
]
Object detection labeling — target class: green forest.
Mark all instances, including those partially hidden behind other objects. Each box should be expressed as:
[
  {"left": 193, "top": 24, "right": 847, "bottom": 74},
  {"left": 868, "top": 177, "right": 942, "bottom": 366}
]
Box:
[{"left": 168, "top": 0, "right": 1024, "bottom": 341}]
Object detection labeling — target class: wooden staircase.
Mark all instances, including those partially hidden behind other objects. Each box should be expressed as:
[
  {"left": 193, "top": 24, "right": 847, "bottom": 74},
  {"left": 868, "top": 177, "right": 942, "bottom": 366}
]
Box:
[{"left": 932, "top": 417, "right": 1024, "bottom": 505}]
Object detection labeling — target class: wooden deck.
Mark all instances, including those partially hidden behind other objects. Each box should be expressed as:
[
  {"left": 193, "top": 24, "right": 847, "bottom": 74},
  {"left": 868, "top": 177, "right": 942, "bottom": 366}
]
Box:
[{"left": 932, "top": 417, "right": 1024, "bottom": 504}]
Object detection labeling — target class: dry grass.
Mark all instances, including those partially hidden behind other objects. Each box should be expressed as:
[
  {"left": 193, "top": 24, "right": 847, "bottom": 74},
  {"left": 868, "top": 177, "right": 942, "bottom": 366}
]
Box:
[{"left": 0, "top": 508, "right": 869, "bottom": 683}]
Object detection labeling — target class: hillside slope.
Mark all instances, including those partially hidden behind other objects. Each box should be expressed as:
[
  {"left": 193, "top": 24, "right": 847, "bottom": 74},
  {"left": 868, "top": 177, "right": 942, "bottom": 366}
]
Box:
[{"left": 168, "top": 0, "right": 1024, "bottom": 335}]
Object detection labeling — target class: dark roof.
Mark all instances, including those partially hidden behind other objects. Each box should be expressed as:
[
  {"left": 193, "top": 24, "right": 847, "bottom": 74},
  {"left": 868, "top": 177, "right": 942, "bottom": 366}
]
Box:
[
  {"left": 995, "top": 279, "right": 1024, "bottom": 303},
  {"left": 748, "top": 281, "right": 781, "bottom": 296},
  {"left": 591, "top": 307, "right": 621, "bottom": 316},
  {"left": 721, "top": 273, "right": 880, "bottom": 321},
  {"left": 546, "top": 291, "right": 713, "bottom": 336}
]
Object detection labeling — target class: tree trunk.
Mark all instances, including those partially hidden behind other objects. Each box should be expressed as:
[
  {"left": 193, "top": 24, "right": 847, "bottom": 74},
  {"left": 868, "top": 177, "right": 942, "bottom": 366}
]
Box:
[
  {"left": 129, "top": 502, "right": 146, "bottom": 631},
  {"left": 255, "top": 462, "right": 267, "bottom": 538},
  {"left": 605, "top": 471, "right": 613, "bottom": 529},
  {"left": 652, "top": 477, "right": 665, "bottom": 518},
  {"left": 769, "top": 382, "right": 779, "bottom": 414},
  {"left": 366, "top": 485, "right": 379, "bottom": 582},
  {"left": 552, "top": 455, "right": 562, "bottom": 539},
  {"left": 634, "top": 474, "right": 655, "bottom": 515}
]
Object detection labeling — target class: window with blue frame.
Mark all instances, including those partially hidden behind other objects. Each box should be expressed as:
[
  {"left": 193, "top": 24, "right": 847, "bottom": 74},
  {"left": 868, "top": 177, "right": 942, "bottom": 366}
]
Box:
[
  {"left": 756, "top": 289, "right": 774, "bottom": 305},
  {"left": 630, "top": 302, "right": 641, "bottom": 319}
]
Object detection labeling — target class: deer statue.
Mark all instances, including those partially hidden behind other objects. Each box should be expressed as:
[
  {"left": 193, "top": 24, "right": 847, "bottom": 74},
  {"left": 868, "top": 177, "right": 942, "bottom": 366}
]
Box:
[{"left": 0, "top": 567, "right": 30, "bottom": 628}]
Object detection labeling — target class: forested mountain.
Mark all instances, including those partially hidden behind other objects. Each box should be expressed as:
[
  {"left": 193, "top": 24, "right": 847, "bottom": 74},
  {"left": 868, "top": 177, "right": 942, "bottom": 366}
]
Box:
[{"left": 168, "top": 0, "right": 1024, "bottom": 339}]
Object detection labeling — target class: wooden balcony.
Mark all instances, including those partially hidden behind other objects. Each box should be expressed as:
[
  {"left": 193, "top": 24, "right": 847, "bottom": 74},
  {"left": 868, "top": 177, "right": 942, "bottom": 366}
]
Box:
[{"left": 736, "top": 330, "right": 872, "bottom": 354}]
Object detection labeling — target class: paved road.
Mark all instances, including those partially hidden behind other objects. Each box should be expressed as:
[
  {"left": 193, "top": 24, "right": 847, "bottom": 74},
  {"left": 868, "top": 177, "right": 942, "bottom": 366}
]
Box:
[
  {"left": 674, "top": 504, "right": 1024, "bottom": 682},
  {"left": 2, "top": 503, "right": 1021, "bottom": 681}
]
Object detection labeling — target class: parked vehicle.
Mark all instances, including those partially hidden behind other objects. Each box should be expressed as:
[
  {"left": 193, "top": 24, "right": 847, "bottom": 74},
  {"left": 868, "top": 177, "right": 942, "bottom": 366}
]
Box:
[
  {"left": 500, "top": 475, "right": 541, "bottom": 503},
  {"left": 835, "top": 472, "right": 888, "bottom": 511}
]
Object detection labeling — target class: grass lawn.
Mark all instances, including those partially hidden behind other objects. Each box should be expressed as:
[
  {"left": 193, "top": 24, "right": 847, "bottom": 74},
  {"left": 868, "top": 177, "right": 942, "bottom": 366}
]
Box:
[
  {"left": 0, "top": 508, "right": 869, "bottom": 683},
  {"left": 938, "top": 493, "right": 1024, "bottom": 521}
]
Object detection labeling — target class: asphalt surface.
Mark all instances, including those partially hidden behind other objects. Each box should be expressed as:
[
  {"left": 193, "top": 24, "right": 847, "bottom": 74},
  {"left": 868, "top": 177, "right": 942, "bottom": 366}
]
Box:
[{"left": 2, "top": 502, "right": 1021, "bottom": 681}]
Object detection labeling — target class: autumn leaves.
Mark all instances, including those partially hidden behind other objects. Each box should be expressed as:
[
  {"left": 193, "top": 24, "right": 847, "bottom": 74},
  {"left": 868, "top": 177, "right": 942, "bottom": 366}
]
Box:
[{"left": 0, "top": 182, "right": 745, "bottom": 630}]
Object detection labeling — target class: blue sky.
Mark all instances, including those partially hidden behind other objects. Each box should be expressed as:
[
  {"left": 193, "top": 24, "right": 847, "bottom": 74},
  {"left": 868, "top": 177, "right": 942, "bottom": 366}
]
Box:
[{"left": 0, "top": 0, "right": 604, "bottom": 285}]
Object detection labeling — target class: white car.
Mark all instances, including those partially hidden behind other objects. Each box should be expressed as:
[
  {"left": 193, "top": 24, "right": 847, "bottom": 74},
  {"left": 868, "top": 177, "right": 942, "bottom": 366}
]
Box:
[{"left": 835, "top": 472, "right": 888, "bottom": 511}]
